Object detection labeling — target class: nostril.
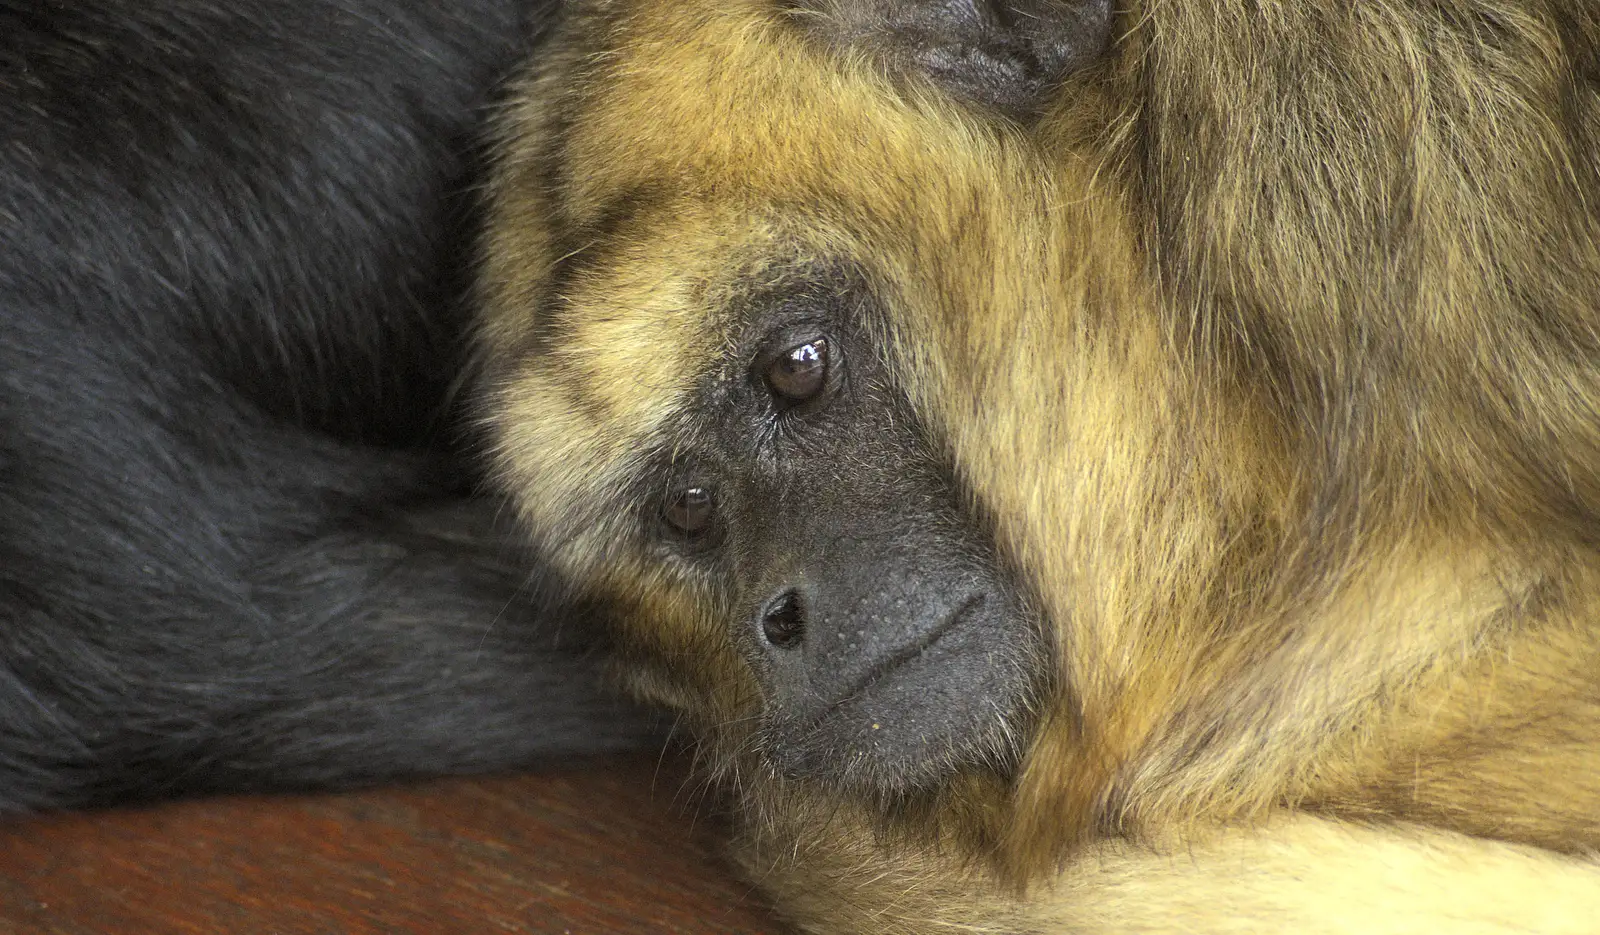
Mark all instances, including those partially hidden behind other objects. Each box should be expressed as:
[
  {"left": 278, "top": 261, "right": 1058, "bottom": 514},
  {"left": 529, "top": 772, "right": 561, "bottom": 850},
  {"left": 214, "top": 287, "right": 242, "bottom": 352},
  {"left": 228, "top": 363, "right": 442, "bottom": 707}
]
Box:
[{"left": 761, "top": 589, "right": 807, "bottom": 649}]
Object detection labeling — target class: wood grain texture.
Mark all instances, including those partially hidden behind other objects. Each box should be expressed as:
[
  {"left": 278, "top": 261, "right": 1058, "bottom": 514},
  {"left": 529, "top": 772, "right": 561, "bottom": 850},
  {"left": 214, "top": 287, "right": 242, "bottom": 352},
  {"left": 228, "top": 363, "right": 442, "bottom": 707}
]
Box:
[{"left": 0, "top": 754, "right": 780, "bottom": 935}]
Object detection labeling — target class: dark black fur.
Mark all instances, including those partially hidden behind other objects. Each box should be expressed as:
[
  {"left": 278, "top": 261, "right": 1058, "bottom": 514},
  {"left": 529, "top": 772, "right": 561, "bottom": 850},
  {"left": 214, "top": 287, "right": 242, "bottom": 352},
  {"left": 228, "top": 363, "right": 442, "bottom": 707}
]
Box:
[{"left": 0, "top": 0, "right": 656, "bottom": 812}]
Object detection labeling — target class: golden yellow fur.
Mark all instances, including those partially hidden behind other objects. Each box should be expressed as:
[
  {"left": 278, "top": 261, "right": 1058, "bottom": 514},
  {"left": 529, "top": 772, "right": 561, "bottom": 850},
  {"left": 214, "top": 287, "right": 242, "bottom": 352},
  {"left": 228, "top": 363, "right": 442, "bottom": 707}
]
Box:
[
  {"left": 478, "top": 0, "right": 1600, "bottom": 929},
  {"left": 742, "top": 801, "right": 1600, "bottom": 934}
]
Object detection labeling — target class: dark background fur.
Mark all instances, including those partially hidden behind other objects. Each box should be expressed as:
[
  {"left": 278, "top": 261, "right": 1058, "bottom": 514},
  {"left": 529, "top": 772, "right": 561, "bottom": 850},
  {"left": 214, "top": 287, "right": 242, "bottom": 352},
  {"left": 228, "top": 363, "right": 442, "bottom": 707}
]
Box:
[{"left": 0, "top": 0, "right": 657, "bottom": 811}]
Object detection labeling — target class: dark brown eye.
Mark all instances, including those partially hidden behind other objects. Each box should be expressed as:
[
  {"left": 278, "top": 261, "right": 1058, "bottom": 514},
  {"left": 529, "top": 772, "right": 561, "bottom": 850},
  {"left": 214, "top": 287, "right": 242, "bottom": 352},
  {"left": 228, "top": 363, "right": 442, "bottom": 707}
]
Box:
[
  {"left": 765, "top": 337, "right": 829, "bottom": 404},
  {"left": 664, "top": 485, "right": 715, "bottom": 535}
]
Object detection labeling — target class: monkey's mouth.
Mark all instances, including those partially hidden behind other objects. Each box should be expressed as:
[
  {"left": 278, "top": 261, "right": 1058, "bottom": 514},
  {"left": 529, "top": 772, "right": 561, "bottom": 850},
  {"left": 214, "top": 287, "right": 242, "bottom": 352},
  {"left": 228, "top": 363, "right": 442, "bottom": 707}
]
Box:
[
  {"left": 754, "top": 591, "right": 1039, "bottom": 795},
  {"left": 802, "top": 592, "right": 978, "bottom": 723}
]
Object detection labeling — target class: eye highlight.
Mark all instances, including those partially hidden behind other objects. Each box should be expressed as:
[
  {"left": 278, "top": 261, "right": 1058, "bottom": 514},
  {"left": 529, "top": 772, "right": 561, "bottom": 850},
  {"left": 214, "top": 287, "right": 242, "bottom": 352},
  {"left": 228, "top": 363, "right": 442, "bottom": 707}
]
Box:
[
  {"left": 764, "top": 337, "right": 830, "bottom": 405},
  {"left": 664, "top": 485, "right": 716, "bottom": 535}
]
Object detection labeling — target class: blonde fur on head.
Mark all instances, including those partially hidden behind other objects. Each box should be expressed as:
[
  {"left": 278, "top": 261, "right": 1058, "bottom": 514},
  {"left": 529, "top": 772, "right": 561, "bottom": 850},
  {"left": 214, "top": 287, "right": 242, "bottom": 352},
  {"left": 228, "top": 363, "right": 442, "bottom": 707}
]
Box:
[{"left": 478, "top": 0, "right": 1600, "bottom": 929}]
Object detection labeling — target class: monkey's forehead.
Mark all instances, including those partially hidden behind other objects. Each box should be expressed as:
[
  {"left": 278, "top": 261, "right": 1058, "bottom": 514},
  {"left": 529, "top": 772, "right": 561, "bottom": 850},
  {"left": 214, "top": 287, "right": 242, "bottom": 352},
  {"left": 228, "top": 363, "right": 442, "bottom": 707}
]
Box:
[{"left": 502, "top": 2, "right": 1045, "bottom": 226}]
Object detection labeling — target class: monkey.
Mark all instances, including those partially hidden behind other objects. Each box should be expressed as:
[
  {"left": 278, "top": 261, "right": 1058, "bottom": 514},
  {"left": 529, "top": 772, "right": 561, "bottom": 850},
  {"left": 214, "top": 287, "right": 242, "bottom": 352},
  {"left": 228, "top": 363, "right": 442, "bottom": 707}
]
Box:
[
  {"left": 477, "top": 0, "right": 1600, "bottom": 929},
  {"left": 0, "top": 0, "right": 662, "bottom": 812}
]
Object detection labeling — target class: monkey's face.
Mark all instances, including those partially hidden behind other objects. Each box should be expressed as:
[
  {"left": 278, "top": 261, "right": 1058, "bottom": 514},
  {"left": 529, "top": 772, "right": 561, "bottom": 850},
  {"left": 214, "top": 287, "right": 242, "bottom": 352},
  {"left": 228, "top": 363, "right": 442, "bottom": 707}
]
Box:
[
  {"left": 499, "top": 247, "right": 1045, "bottom": 794},
  {"left": 480, "top": 0, "right": 1141, "bottom": 799},
  {"left": 481, "top": 202, "right": 1061, "bottom": 795}
]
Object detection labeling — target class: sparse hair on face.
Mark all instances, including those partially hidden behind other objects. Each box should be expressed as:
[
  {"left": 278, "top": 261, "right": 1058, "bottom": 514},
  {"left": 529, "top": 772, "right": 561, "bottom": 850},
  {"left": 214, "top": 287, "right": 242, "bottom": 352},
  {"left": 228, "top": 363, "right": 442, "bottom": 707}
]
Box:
[{"left": 480, "top": 0, "right": 1600, "bottom": 930}]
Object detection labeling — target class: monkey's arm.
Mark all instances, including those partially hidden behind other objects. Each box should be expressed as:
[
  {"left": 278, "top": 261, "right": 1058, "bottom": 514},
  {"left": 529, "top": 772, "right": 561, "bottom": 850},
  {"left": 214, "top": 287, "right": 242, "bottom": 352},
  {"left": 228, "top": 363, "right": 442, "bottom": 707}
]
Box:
[{"left": 744, "top": 812, "right": 1600, "bottom": 935}]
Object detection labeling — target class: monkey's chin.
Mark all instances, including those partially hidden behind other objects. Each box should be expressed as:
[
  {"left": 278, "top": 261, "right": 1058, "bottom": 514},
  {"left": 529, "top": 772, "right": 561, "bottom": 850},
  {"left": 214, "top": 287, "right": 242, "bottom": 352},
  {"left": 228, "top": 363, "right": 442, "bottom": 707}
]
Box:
[{"left": 757, "top": 631, "right": 1035, "bottom": 796}]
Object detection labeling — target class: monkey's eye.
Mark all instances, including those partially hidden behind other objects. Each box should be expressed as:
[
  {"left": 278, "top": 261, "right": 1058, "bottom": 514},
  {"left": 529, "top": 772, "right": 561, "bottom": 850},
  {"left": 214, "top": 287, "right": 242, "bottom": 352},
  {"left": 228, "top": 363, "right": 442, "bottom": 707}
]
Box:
[
  {"left": 764, "top": 337, "right": 830, "bottom": 405},
  {"left": 664, "top": 485, "right": 716, "bottom": 535}
]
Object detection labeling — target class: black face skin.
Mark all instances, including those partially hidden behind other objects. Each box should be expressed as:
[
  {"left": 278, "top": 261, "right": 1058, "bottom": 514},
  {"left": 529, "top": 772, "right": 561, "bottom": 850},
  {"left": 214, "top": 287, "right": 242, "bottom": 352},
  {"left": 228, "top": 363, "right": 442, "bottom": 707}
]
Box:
[{"left": 651, "top": 280, "right": 1044, "bottom": 795}]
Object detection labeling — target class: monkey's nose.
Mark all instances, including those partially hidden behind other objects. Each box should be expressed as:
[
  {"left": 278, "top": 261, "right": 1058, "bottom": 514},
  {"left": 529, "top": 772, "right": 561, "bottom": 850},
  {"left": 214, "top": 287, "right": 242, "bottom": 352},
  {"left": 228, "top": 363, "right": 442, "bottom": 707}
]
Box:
[
  {"left": 759, "top": 588, "right": 808, "bottom": 649},
  {"left": 752, "top": 573, "right": 985, "bottom": 712}
]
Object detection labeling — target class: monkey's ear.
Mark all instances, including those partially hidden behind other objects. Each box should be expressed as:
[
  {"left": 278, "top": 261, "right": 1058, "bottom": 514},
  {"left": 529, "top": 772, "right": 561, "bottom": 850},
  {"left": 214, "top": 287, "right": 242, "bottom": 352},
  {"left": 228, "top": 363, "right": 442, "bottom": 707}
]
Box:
[{"left": 788, "top": 0, "right": 1113, "bottom": 117}]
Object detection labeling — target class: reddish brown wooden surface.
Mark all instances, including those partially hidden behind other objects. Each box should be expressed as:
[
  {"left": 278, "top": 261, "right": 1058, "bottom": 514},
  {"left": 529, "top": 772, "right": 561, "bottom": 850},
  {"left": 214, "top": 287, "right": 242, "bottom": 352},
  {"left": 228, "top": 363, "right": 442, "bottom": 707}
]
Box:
[{"left": 0, "top": 755, "right": 780, "bottom": 934}]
